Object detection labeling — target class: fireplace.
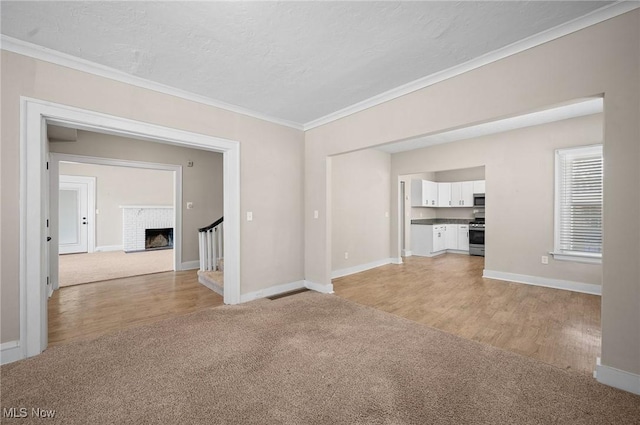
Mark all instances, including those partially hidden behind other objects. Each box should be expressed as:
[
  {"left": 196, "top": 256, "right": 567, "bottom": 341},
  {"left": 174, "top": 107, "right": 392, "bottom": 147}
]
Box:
[{"left": 145, "top": 228, "right": 174, "bottom": 251}]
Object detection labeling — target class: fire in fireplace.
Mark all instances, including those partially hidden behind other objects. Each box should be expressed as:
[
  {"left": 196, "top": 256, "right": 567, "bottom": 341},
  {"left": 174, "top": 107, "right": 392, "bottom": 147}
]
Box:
[{"left": 145, "top": 228, "right": 174, "bottom": 250}]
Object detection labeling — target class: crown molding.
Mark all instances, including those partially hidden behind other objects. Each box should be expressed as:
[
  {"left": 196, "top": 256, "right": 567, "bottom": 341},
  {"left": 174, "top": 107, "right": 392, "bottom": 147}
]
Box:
[
  {"left": 0, "top": 35, "right": 304, "bottom": 131},
  {"left": 2, "top": 1, "right": 636, "bottom": 133},
  {"left": 302, "top": 1, "right": 640, "bottom": 131}
]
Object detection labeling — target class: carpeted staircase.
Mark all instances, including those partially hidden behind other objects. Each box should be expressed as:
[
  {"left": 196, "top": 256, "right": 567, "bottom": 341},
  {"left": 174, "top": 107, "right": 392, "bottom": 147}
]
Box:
[{"left": 197, "top": 258, "right": 223, "bottom": 296}]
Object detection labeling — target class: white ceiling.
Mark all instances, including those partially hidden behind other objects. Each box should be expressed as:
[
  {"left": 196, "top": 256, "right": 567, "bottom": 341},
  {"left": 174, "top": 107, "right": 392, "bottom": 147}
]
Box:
[{"left": 1, "top": 1, "right": 613, "bottom": 126}]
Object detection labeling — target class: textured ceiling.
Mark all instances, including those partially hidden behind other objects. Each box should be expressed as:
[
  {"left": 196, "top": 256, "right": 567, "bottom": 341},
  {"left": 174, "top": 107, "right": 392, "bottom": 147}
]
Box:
[{"left": 1, "top": 1, "right": 611, "bottom": 125}]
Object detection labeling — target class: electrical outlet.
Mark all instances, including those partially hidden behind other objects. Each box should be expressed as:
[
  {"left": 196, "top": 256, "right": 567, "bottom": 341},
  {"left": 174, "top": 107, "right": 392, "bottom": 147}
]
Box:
[
  {"left": 344, "top": 252, "right": 349, "bottom": 259},
  {"left": 314, "top": 210, "right": 319, "bottom": 219},
  {"left": 247, "top": 211, "right": 253, "bottom": 221},
  {"left": 186, "top": 202, "right": 194, "bottom": 209},
  {"left": 541, "top": 256, "right": 549, "bottom": 264},
  {"left": 385, "top": 211, "right": 389, "bottom": 218}
]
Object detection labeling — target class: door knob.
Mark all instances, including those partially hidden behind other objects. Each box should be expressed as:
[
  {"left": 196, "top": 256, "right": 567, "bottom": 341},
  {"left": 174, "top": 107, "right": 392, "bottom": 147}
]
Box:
[{"left": 46, "top": 237, "right": 51, "bottom": 242}]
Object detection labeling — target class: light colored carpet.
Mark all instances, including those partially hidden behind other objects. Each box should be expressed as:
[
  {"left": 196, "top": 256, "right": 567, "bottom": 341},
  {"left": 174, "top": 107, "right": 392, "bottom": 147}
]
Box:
[
  {"left": 58, "top": 250, "right": 173, "bottom": 286},
  {"left": 197, "top": 269, "right": 224, "bottom": 295},
  {"left": 1, "top": 292, "right": 639, "bottom": 424}
]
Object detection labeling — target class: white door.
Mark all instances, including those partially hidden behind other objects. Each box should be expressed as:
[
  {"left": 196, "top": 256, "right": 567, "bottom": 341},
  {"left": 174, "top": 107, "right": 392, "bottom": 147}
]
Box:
[{"left": 59, "top": 179, "right": 89, "bottom": 254}]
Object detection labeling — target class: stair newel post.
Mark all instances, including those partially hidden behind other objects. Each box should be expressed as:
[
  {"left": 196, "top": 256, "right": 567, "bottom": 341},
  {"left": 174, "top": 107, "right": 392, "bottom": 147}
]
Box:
[{"left": 198, "top": 231, "right": 205, "bottom": 271}]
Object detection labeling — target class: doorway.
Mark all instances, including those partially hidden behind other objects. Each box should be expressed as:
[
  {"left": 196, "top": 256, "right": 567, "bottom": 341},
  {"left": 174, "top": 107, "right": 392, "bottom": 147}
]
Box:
[
  {"left": 19, "top": 98, "right": 241, "bottom": 360},
  {"left": 54, "top": 158, "right": 179, "bottom": 288},
  {"left": 58, "top": 175, "right": 95, "bottom": 255}
]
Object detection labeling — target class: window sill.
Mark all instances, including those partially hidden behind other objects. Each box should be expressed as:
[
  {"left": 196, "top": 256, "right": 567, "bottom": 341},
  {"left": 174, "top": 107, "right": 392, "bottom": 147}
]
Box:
[{"left": 550, "top": 252, "right": 602, "bottom": 264}]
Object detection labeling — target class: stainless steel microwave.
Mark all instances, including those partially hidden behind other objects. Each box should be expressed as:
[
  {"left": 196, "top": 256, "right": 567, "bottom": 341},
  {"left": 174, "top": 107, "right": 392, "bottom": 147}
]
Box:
[{"left": 473, "top": 193, "right": 485, "bottom": 207}]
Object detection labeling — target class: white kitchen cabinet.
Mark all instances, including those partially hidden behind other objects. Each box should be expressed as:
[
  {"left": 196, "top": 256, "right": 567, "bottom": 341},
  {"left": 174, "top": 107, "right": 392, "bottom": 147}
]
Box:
[
  {"left": 444, "top": 224, "right": 457, "bottom": 249},
  {"left": 411, "top": 225, "right": 434, "bottom": 256},
  {"left": 411, "top": 223, "right": 469, "bottom": 256},
  {"left": 433, "top": 225, "right": 446, "bottom": 252},
  {"left": 460, "top": 181, "right": 475, "bottom": 206},
  {"left": 473, "top": 180, "right": 486, "bottom": 194},
  {"left": 411, "top": 179, "right": 438, "bottom": 207},
  {"left": 450, "top": 183, "right": 461, "bottom": 207},
  {"left": 412, "top": 179, "right": 484, "bottom": 208},
  {"left": 450, "top": 181, "right": 475, "bottom": 206},
  {"left": 458, "top": 225, "right": 470, "bottom": 251},
  {"left": 437, "top": 183, "right": 451, "bottom": 207}
]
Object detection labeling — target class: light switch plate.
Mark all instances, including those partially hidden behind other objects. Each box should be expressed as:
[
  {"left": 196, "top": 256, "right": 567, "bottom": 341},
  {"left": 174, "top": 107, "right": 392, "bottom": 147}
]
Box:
[{"left": 247, "top": 211, "right": 253, "bottom": 221}]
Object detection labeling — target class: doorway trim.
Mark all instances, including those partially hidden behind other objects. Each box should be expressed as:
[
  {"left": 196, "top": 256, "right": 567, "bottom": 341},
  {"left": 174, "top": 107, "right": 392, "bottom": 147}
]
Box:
[
  {"left": 58, "top": 174, "right": 96, "bottom": 255},
  {"left": 51, "top": 156, "right": 182, "bottom": 290},
  {"left": 19, "top": 97, "right": 241, "bottom": 360}
]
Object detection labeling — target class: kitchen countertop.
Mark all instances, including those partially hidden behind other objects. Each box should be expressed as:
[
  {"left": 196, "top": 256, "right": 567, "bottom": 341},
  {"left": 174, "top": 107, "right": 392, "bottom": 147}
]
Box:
[{"left": 411, "top": 218, "right": 472, "bottom": 225}]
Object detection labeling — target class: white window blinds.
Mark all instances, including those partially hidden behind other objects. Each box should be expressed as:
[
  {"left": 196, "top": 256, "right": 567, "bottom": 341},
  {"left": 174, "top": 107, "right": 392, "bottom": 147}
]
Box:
[{"left": 555, "top": 145, "right": 603, "bottom": 256}]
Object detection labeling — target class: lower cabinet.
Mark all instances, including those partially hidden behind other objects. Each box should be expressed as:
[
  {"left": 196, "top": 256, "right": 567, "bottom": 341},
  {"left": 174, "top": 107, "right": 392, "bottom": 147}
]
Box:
[
  {"left": 433, "top": 225, "right": 446, "bottom": 252},
  {"left": 458, "top": 225, "right": 470, "bottom": 251},
  {"left": 444, "top": 224, "right": 457, "bottom": 250},
  {"left": 411, "top": 225, "right": 435, "bottom": 256},
  {"left": 411, "top": 224, "right": 470, "bottom": 256}
]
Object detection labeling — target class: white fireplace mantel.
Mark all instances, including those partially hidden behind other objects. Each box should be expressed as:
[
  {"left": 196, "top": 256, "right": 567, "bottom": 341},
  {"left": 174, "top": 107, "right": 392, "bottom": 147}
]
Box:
[{"left": 121, "top": 206, "right": 174, "bottom": 252}]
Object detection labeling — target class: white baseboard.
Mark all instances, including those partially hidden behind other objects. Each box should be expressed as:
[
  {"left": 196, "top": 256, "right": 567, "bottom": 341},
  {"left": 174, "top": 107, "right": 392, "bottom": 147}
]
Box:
[
  {"left": 240, "top": 280, "right": 306, "bottom": 303},
  {"left": 331, "top": 258, "right": 394, "bottom": 279},
  {"left": 402, "top": 250, "right": 412, "bottom": 257},
  {"left": 483, "top": 270, "right": 601, "bottom": 295},
  {"left": 410, "top": 251, "right": 445, "bottom": 258},
  {"left": 595, "top": 357, "right": 640, "bottom": 395},
  {"left": 390, "top": 257, "right": 403, "bottom": 265},
  {"left": 447, "top": 249, "right": 469, "bottom": 255},
  {"left": 181, "top": 261, "right": 200, "bottom": 270},
  {"left": 1, "top": 341, "right": 23, "bottom": 365},
  {"left": 94, "top": 245, "right": 123, "bottom": 252},
  {"left": 304, "top": 280, "right": 334, "bottom": 294}
]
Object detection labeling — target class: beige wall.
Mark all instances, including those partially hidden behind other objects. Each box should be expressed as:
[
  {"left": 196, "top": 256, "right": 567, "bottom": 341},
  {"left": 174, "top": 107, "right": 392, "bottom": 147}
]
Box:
[
  {"left": 54, "top": 131, "right": 223, "bottom": 261},
  {"left": 434, "top": 166, "right": 485, "bottom": 183},
  {"left": 59, "top": 162, "right": 173, "bottom": 248},
  {"left": 396, "top": 114, "right": 602, "bottom": 285},
  {"left": 1, "top": 50, "right": 305, "bottom": 343},
  {"left": 331, "top": 149, "right": 390, "bottom": 272},
  {"left": 305, "top": 11, "right": 639, "bottom": 375}
]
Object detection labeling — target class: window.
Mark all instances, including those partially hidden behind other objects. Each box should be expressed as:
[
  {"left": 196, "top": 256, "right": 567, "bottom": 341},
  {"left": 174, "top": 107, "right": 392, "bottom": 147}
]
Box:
[{"left": 553, "top": 144, "right": 603, "bottom": 263}]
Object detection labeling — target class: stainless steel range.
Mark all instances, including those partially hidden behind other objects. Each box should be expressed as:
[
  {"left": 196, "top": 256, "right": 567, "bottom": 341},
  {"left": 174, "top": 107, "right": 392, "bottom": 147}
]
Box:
[{"left": 469, "top": 218, "right": 485, "bottom": 256}]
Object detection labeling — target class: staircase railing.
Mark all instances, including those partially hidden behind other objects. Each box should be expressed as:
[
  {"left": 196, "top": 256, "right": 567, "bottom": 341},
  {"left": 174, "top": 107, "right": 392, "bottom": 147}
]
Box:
[{"left": 198, "top": 217, "right": 223, "bottom": 271}]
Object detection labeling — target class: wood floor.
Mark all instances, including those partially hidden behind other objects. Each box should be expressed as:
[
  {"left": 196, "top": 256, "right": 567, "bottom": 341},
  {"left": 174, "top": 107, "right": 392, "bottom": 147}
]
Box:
[
  {"left": 48, "top": 270, "right": 223, "bottom": 346},
  {"left": 333, "top": 254, "right": 601, "bottom": 376}
]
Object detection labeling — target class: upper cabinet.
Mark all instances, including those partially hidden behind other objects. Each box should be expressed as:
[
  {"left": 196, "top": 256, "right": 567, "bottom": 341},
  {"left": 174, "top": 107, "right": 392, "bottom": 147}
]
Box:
[
  {"left": 451, "top": 181, "right": 474, "bottom": 207},
  {"left": 437, "top": 183, "right": 451, "bottom": 207},
  {"left": 411, "top": 179, "right": 438, "bottom": 207},
  {"left": 412, "top": 179, "right": 485, "bottom": 208},
  {"left": 473, "top": 180, "right": 486, "bottom": 194}
]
